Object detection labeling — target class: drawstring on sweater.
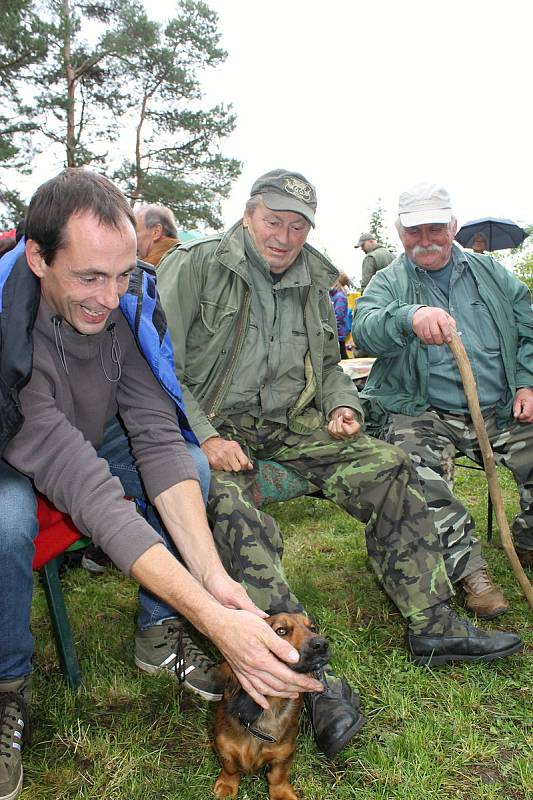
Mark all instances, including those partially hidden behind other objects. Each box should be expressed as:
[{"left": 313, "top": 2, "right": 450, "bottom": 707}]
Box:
[
  {"left": 100, "top": 323, "right": 122, "bottom": 383},
  {"left": 52, "top": 315, "right": 122, "bottom": 383},
  {"left": 52, "top": 315, "right": 69, "bottom": 375}
]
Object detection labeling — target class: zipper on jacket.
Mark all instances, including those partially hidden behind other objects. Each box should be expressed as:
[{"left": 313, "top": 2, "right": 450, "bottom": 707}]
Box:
[{"left": 206, "top": 290, "right": 252, "bottom": 419}]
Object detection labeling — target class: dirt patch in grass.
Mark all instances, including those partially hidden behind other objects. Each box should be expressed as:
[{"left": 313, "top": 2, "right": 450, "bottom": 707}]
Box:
[{"left": 469, "top": 748, "right": 518, "bottom": 795}]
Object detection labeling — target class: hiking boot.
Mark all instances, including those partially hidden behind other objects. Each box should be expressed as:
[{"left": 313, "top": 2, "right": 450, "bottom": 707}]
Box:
[
  {"left": 303, "top": 668, "right": 365, "bottom": 759},
  {"left": 460, "top": 568, "right": 509, "bottom": 619},
  {"left": 81, "top": 543, "right": 113, "bottom": 575},
  {"left": 134, "top": 619, "right": 224, "bottom": 702},
  {"left": 0, "top": 676, "right": 31, "bottom": 800},
  {"left": 408, "top": 614, "right": 523, "bottom": 667},
  {"left": 516, "top": 547, "right": 533, "bottom": 569}
]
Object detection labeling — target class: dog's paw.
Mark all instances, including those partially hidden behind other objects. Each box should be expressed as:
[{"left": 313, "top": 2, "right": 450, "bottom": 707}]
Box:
[
  {"left": 269, "top": 786, "right": 298, "bottom": 800},
  {"left": 228, "top": 688, "right": 263, "bottom": 724},
  {"left": 213, "top": 773, "right": 240, "bottom": 798}
]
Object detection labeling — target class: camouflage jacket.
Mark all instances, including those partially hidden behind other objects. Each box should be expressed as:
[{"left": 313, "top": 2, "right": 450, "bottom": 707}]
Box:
[{"left": 158, "top": 221, "right": 362, "bottom": 444}]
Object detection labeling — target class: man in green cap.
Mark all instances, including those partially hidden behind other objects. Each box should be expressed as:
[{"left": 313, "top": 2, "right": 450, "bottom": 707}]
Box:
[
  {"left": 355, "top": 233, "right": 394, "bottom": 292},
  {"left": 157, "top": 168, "right": 522, "bottom": 760}
]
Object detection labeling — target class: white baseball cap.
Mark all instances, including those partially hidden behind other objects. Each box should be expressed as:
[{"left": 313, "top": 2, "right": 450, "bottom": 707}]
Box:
[{"left": 398, "top": 183, "right": 453, "bottom": 227}]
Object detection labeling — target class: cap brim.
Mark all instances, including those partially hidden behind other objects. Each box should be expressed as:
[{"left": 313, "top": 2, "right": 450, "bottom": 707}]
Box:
[
  {"left": 262, "top": 191, "right": 315, "bottom": 227},
  {"left": 399, "top": 209, "right": 452, "bottom": 227}
]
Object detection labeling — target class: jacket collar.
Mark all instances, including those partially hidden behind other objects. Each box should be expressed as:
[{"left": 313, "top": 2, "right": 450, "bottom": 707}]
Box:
[{"left": 213, "top": 220, "right": 338, "bottom": 290}]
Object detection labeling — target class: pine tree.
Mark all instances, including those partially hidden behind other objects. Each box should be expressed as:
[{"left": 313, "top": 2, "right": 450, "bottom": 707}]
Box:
[
  {"left": 111, "top": 0, "right": 240, "bottom": 229},
  {"left": 0, "top": 0, "right": 48, "bottom": 222},
  {"left": 368, "top": 199, "right": 395, "bottom": 253},
  {"left": 0, "top": 0, "right": 240, "bottom": 229}
]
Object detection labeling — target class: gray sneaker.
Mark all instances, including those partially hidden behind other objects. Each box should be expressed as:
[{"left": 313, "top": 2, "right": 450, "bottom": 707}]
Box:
[
  {"left": 134, "top": 619, "right": 224, "bottom": 702},
  {"left": 0, "top": 676, "right": 31, "bottom": 800}
]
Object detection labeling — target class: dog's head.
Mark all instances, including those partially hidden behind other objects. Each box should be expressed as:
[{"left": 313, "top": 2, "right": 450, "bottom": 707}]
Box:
[
  {"left": 266, "top": 612, "right": 330, "bottom": 674},
  {"left": 223, "top": 612, "right": 331, "bottom": 726}
]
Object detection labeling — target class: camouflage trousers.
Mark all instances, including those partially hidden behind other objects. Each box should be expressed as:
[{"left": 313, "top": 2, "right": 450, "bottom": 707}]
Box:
[
  {"left": 207, "top": 413, "right": 452, "bottom": 619},
  {"left": 380, "top": 408, "right": 533, "bottom": 584}
]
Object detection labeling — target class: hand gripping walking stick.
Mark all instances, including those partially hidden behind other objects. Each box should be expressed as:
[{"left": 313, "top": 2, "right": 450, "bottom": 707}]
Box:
[{"left": 447, "top": 330, "right": 533, "bottom": 609}]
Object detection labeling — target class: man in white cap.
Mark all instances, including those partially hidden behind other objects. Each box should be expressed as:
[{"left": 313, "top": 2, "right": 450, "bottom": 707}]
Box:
[{"left": 354, "top": 182, "right": 533, "bottom": 618}]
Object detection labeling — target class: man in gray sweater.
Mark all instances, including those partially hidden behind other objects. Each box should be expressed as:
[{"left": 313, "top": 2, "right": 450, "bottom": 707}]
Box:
[{"left": 0, "top": 169, "right": 323, "bottom": 800}]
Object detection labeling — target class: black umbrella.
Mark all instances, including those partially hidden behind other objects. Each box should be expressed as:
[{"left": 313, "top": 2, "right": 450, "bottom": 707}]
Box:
[{"left": 455, "top": 217, "right": 528, "bottom": 251}]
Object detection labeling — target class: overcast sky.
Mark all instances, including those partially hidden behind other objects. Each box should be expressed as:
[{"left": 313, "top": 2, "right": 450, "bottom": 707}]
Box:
[{"left": 145, "top": 0, "right": 533, "bottom": 281}]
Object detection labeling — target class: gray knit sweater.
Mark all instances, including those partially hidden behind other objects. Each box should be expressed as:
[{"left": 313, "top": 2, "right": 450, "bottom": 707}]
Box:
[{"left": 4, "top": 297, "right": 198, "bottom": 575}]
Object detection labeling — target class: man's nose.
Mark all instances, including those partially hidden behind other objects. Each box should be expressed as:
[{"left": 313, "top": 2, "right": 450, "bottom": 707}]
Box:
[
  {"left": 98, "top": 281, "right": 121, "bottom": 309},
  {"left": 419, "top": 228, "right": 432, "bottom": 247},
  {"left": 274, "top": 225, "right": 290, "bottom": 244}
]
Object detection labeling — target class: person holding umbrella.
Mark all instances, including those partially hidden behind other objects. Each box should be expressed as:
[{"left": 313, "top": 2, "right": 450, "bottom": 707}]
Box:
[
  {"left": 456, "top": 217, "right": 529, "bottom": 252},
  {"left": 354, "top": 182, "right": 533, "bottom": 619}
]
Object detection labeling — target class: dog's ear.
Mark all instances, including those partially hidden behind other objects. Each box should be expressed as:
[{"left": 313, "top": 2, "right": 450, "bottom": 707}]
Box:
[
  {"left": 228, "top": 689, "right": 263, "bottom": 725},
  {"left": 219, "top": 661, "right": 263, "bottom": 723}
]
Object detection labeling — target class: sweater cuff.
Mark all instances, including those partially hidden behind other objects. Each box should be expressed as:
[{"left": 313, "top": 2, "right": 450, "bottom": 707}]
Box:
[
  {"left": 93, "top": 505, "right": 166, "bottom": 576},
  {"left": 142, "top": 454, "right": 199, "bottom": 503}
]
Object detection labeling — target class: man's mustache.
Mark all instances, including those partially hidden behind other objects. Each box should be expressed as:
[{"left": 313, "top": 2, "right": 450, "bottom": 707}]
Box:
[{"left": 412, "top": 244, "right": 444, "bottom": 257}]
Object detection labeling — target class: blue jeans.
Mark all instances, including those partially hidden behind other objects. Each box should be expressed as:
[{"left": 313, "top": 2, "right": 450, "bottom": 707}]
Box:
[
  {"left": 98, "top": 418, "right": 210, "bottom": 629},
  {"left": 0, "top": 459, "right": 38, "bottom": 680},
  {"left": 0, "top": 421, "right": 210, "bottom": 680}
]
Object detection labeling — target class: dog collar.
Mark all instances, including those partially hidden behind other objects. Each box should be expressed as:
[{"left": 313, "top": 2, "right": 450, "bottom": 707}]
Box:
[{"left": 241, "top": 720, "right": 277, "bottom": 743}]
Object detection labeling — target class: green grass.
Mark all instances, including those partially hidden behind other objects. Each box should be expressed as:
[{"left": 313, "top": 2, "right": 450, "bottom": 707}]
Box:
[{"left": 26, "top": 466, "right": 532, "bottom": 799}]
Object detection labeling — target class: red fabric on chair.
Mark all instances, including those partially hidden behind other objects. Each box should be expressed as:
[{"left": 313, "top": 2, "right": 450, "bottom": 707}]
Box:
[{"left": 32, "top": 495, "right": 83, "bottom": 570}]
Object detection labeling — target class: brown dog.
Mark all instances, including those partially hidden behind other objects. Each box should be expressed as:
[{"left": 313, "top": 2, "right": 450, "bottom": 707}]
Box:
[{"left": 213, "top": 612, "right": 330, "bottom": 800}]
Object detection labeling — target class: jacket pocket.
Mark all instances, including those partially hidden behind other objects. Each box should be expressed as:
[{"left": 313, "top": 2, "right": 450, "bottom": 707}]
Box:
[
  {"left": 199, "top": 301, "right": 237, "bottom": 334},
  {"left": 321, "top": 322, "right": 336, "bottom": 339},
  {"left": 427, "top": 342, "right": 447, "bottom": 366},
  {"left": 470, "top": 301, "right": 500, "bottom": 352}
]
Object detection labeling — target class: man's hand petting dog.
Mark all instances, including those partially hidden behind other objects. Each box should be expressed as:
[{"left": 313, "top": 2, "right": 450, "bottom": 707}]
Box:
[
  {"left": 213, "top": 613, "right": 330, "bottom": 800},
  {"left": 209, "top": 609, "right": 324, "bottom": 710}
]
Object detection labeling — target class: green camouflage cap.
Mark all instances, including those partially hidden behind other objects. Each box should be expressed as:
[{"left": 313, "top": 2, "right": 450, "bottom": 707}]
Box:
[
  {"left": 355, "top": 232, "right": 375, "bottom": 248},
  {"left": 250, "top": 168, "right": 317, "bottom": 227}
]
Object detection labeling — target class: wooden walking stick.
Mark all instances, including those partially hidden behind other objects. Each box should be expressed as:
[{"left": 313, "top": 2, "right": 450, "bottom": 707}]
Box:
[{"left": 447, "top": 330, "right": 533, "bottom": 608}]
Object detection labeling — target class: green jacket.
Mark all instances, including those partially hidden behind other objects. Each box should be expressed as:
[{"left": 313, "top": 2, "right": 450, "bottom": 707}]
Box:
[
  {"left": 361, "top": 245, "right": 395, "bottom": 291},
  {"left": 353, "top": 251, "right": 533, "bottom": 430},
  {"left": 158, "top": 221, "right": 362, "bottom": 443}
]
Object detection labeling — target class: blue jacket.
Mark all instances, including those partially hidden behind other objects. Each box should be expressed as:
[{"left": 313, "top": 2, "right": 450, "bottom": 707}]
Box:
[
  {"left": 0, "top": 239, "right": 196, "bottom": 456},
  {"left": 329, "top": 288, "right": 349, "bottom": 340}
]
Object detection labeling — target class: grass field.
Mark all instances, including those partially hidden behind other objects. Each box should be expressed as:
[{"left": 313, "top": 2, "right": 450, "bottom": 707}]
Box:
[{"left": 25, "top": 465, "right": 532, "bottom": 799}]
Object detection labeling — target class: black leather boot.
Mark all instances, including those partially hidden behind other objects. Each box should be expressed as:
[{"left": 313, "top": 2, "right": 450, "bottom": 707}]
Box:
[
  {"left": 409, "top": 618, "right": 523, "bottom": 666},
  {"left": 303, "top": 668, "right": 365, "bottom": 759}
]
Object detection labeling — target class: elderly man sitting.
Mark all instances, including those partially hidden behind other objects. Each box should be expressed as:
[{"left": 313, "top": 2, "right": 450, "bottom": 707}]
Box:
[
  {"left": 354, "top": 182, "right": 533, "bottom": 618},
  {"left": 157, "top": 169, "right": 523, "bottom": 761}
]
